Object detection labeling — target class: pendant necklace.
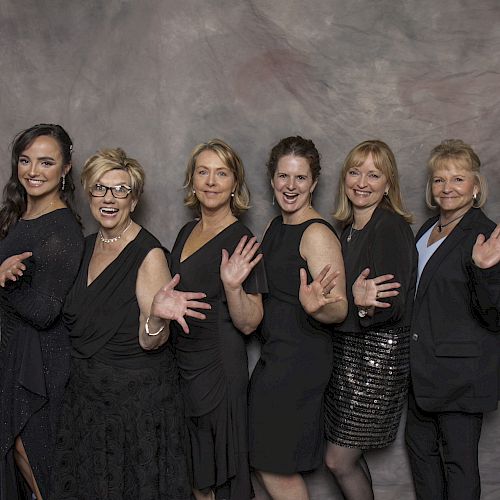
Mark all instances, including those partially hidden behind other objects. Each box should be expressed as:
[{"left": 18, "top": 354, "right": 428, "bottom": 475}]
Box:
[
  {"left": 347, "top": 224, "right": 356, "bottom": 242},
  {"left": 99, "top": 219, "right": 133, "bottom": 244},
  {"left": 437, "top": 212, "right": 467, "bottom": 232}
]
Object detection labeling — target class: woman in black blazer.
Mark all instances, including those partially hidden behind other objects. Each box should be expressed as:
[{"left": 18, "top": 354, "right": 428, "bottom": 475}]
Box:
[{"left": 405, "top": 139, "right": 500, "bottom": 500}]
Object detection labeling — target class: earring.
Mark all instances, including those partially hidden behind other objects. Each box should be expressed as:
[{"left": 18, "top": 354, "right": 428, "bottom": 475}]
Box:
[
  {"left": 231, "top": 192, "right": 235, "bottom": 198},
  {"left": 272, "top": 194, "right": 275, "bottom": 206},
  {"left": 384, "top": 191, "right": 389, "bottom": 197},
  {"left": 61, "top": 175, "right": 66, "bottom": 191},
  {"left": 473, "top": 192, "right": 478, "bottom": 205},
  {"left": 309, "top": 192, "right": 313, "bottom": 208},
  {"left": 192, "top": 189, "right": 196, "bottom": 194}
]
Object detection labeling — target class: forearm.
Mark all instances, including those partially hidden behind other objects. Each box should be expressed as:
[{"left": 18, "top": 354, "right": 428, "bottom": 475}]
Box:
[{"left": 224, "top": 286, "right": 263, "bottom": 334}]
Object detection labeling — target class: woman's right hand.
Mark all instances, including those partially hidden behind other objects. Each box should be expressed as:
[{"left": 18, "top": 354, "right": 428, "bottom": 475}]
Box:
[
  {"left": 352, "top": 268, "right": 401, "bottom": 310},
  {"left": 0, "top": 252, "right": 32, "bottom": 287},
  {"left": 472, "top": 224, "right": 500, "bottom": 269},
  {"left": 150, "top": 274, "right": 211, "bottom": 334}
]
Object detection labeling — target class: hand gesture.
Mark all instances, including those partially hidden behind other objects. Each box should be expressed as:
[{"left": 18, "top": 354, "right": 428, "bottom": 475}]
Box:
[
  {"left": 220, "top": 235, "right": 263, "bottom": 291},
  {"left": 472, "top": 224, "right": 500, "bottom": 269},
  {"left": 352, "top": 268, "right": 400, "bottom": 309},
  {"left": 150, "top": 274, "right": 211, "bottom": 334},
  {"left": 0, "top": 252, "right": 32, "bottom": 287},
  {"left": 299, "top": 264, "right": 342, "bottom": 315}
]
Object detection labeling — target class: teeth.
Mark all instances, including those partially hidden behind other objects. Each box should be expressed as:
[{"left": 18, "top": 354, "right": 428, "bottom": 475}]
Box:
[
  {"left": 100, "top": 208, "right": 118, "bottom": 214},
  {"left": 27, "top": 179, "right": 43, "bottom": 185}
]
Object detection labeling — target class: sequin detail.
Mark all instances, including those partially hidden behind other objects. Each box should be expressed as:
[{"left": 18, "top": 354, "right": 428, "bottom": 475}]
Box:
[{"left": 325, "top": 326, "right": 410, "bottom": 449}]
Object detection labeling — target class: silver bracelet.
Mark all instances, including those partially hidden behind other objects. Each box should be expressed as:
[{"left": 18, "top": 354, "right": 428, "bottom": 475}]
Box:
[{"left": 145, "top": 316, "right": 166, "bottom": 336}]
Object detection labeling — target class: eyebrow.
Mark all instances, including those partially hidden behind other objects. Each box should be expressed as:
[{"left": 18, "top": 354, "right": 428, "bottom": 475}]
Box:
[{"left": 19, "top": 154, "right": 56, "bottom": 161}]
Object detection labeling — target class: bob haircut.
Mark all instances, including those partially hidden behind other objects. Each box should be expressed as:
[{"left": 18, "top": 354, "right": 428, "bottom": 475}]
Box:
[
  {"left": 267, "top": 136, "right": 321, "bottom": 182},
  {"left": 334, "top": 139, "right": 413, "bottom": 225},
  {"left": 425, "top": 139, "right": 487, "bottom": 208},
  {"left": 183, "top": 138, "right": 250, "bottom": 216},
  {"left": 81, "top": 148, "right": 145, "bottom": 200}
]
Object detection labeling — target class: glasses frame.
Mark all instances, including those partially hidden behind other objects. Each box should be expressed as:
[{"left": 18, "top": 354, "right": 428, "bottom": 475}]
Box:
[{"left": 90, "top": 183, "right": 133, "bottom": 199}]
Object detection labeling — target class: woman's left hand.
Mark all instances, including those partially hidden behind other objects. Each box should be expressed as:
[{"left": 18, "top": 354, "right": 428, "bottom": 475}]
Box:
[
  {"left": 0, "top": 252, "right": 32, "bottom": 287},
  {"left": 220, "top": 235, "right": 263, "bottom": 291},
  {"left": 299, "top": 264, "right": 342, "bottom": 315},
  {"left": 472, "top": 224, "right": 500, "bottom": 269},
  {"left": 150, "top": 274, "right": 211, "bottom": 334},
  {"left": 352, "top": 268, "right": 401, "bottom": 309}
]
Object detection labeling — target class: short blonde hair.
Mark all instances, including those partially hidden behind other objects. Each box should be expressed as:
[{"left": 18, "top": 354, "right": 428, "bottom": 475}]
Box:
[
  {"left": 334, "top": 139, "right": 412, "bottom": 225},
  {"left": 425, "top": 139, "right": 487, "bottom": 208},
  {"left": 81, "top": 148, "right": 145, "bottom": 200},
  {"left": 183, "top": 139, "right": 250, "bottom": 216}
]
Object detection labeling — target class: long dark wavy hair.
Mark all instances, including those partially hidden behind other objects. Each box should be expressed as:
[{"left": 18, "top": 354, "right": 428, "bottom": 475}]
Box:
[{"left": 0, "top": 124, "right": 81, "bottom": 239}]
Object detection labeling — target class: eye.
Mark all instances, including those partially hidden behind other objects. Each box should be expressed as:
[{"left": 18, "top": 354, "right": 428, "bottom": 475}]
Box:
[
  {"left": 94, "top": 184, "right": 106, "bottom": 192},
  {"left": 114, "top": 185, "right": 130, "bottom": 194},
  {"left": 297, "top": 175, "right": 307, "bottom": 181},
  {"left": 454, "top": 177, "right": 464, "bottom": 182},
  {"left": 217, "top": 171, "right": 228, "bottom": 177},
  {"left": 432, "top": 178, "right": 443, "bottom": 184},
  {"left": 196, "top": 168, "right": 208, "bottom": 175},
  {"left": 347, "top": 170, "right": 358, "bottom": 176},
  {"left": 368, "top": 173, "right": 380, "bottom": 179},
  {"left": 277, "top": 173, "right": 287, "bottom": 179},
  {"left": 19, "top": 158, "right": 29, "bottom": 165},
  {"left": 41, "top": 161, "right": 55, "bottom": 167}
]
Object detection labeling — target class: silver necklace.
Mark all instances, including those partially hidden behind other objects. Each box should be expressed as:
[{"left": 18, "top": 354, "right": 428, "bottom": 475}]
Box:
[
  {"left": 347, "top": 224, "right": 357, "bottom": 242},
  {"left": 99, "top": 219, "right": 133, "bottom": 244}
]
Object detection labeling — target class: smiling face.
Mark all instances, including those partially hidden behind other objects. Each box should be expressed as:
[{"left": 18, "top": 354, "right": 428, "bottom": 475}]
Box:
[
  {"left": 271, "top": 154, "right": 317, "bottom": 222},
  {"left": 89, "top": 169, "right": 137, "bottom": 234},
  {"left": 431, "top": 162, "right": 478, "bottom": 217},
  {"left": 344, "top": 153, "right": 388, "bottom": 215},
  {"left": 17, "top": 135, "right": 69, "bottom": 204},
  {"left": 192, "top": 150, "right": 236, "bottom": 214}
]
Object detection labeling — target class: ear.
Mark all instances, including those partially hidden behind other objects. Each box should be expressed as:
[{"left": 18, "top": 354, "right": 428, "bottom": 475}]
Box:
[
  {"left": 310, "top": 179, "right": 318, "bottom": 193},
  {"left": 270, "top": 178, "right": 275, "bottom": 189},
  {"left": 131, "top": 199, "right": 138, "bottom": 213},
  {"left": 63, "top": 163, "right": 72, "bottom": 176}
]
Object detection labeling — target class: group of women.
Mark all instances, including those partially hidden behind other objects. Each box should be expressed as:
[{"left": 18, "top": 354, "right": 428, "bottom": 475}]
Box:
[{"left": 0, "top": 124, "right": 498, "bottom": 500}]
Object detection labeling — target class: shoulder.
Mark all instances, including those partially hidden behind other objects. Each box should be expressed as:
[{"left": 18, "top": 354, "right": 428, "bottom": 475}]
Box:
[
  {"left": 467, "top": 208, "right": 496, "bottom": 234},
  {"left": 374, "top": 208, "right": 412, "bottom": 234},
  {"left": 302, "top": 220, "right": 339, "bottom": 246}
]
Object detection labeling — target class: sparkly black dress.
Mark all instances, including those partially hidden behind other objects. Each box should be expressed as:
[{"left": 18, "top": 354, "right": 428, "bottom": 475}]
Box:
[
  {"left": 324, "top": 207, "right": 417, "bottom": 449},
  {"left": 51, "top": 228, "right": 190, "bottom": 500},
  {"left": 248, "top": 217, "right": 336, "bottom": 474},
  {"left": 170, "top": 220, "right": 267, "bottom": 500},
  {"left": 0, "top": 209, "right": 83, "bottom": 500}
]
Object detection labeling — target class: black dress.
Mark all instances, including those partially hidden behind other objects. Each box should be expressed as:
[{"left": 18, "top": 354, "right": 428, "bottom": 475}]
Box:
[
  {"left": 0, "top": 209, "right": 83, "bottom": 500},
  {"left": 248, "top": 217, "right": 336, "bottom": 474},
  {"left": 169, "top": 220, "right": 267, "bottom": 500},
  {"left": 324, "top": 206, "right": 417, "bottom": 449},
  {"left": 51, "top": 228, "right": 190, "bottom": 500}
]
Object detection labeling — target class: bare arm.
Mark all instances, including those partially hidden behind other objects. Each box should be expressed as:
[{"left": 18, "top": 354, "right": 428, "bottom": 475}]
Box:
[
  {"left": 299, "top": 223, "right": 347, "bottom": 324},
  {"left": 220, "top": 235, "right": 264, "bottom": 335},
  {"left": 136, "top": 248, "right": 210, "bottom": 349}
]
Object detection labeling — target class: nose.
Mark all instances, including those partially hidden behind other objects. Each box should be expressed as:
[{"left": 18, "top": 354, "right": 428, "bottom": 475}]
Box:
[
  {"left": 286, "top": 177, "right": 296, "bottom": 190},
  {"left": 103, "top": 188, "right": 115, "bottom": 202},
  {"left": 206, "top": 171, "right": 216, "bottom": 186},
  {"left": 356, "top": 174, "right": 367, "bottom": 188},
  {"left": 27, "top": 162, "right": 39, "bottom": 177}
]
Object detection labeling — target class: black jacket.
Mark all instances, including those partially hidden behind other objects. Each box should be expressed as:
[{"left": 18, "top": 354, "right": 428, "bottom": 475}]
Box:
[{"left": 410, "top": 208, "right": 500, "bottom": 413}]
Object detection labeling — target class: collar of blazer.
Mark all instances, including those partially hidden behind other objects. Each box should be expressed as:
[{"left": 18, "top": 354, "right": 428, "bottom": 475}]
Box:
[{"left": 414, "top": 207, "right": 483, "bottom": 303}]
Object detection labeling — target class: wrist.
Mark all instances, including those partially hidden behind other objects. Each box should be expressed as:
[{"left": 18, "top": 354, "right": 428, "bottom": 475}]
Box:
[{"left": 145, "top": 316, "right": 166, "bottom": 336}]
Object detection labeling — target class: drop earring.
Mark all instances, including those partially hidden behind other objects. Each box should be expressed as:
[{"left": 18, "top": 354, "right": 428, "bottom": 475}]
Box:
[{"left": 61, "top": 175, "right": 66, "bottom": 191}]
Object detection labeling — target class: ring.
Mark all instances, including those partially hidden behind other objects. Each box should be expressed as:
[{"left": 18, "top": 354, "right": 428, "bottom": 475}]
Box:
[
  {"left": 376, "top": 291, "right": 380, "bottom": 299},
  {"left": 322, "top": 290, "right": 328, "bottom": 297}
]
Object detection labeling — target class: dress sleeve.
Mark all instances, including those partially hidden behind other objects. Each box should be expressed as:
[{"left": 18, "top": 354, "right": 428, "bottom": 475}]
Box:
[
  {"left": 467, "top": 262, "right": 500, "bottom": 333},
  {"left": 360, "top": 215, "right": 416, "bottom": 329},
  {"left": 0, "top": 223, "right": 84, "bottom": 330}
]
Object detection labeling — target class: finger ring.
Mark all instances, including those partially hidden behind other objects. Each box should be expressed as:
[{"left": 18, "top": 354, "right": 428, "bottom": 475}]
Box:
[
  {"left": 322, "top": 290, "right": 328, "bottom": 297},
  {"left": 376, "top": 291, "right": 380, "bottom": 298}
]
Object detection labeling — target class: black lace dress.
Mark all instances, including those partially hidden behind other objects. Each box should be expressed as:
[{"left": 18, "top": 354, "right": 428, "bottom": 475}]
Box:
[
  {"left": 51, "top": 228, "right": 190, "bottom": 500},
  {"left": 0, "top": 209, "right": 83, "bottom": 500}
]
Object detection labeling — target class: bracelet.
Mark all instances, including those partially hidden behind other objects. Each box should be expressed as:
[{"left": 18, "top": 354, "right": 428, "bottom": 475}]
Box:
[
  {"left": 145, "top": 316, "right": 166, "bottom": 336},
  {"left": 357, "top": 307, "right": 368, "bottom": 318}
]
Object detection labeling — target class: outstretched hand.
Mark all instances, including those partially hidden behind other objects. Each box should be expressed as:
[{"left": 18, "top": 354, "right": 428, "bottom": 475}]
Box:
[
  {"left": 472, "top": 224, "right": 500, "bottom": 269},
  {"left": 0, "top": 252, "right": 32, "bottom": 287},
  {"left": 150, "top": 274, "right": 211, "bottom": 334},
  {"left": 352, "top": 268, "right": 400, "bottom": 310},
  {"left": 220, "top": 235, "right": 263, "bottom": 291},
  {"left": 299, "top": 264, "right": 342, "bottom": 315}
]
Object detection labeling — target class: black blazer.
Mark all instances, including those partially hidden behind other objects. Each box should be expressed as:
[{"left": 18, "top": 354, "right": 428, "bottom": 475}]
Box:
[{"left": 410, "top": 208, "right": 500, "bottom": 413}]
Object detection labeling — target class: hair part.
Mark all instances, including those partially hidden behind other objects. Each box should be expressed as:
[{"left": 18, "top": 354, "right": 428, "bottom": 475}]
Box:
[
  {"left": 0, "top": 123, "right": 80, "bottom": 239},
  {"left": 333, "top": 139, "right": 413, "bottom": 225},
  {"left": 425, "top": 139, "right": 487, "bottom": 208},
  {"left": 183, "top": 138, "right": 250, "bottom": 216},
  {"left": 81, "top": 148, "right": 145, "bottom": 200},
  {"left": 267, "top": 136, "right": 321, "bottom": 182}
]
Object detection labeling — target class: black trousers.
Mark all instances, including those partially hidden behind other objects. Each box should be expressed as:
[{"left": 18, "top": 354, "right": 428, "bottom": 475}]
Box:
[{"left": 405, "top": 389, "right": 483, "bottom": 500}]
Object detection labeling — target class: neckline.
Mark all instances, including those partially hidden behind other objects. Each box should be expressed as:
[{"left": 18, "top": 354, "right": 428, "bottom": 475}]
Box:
[
  {"left": 20, "top": 207, "right": 68, "bottom": 222},
  {"left": 86, "top": 227, "right": 143, "bottom": 287},
  {"left": 179, "top": 219, "right": 238, "bottom": 263},
  {"left": 279, "top": 215, "right": 326, "bottom": 227}
]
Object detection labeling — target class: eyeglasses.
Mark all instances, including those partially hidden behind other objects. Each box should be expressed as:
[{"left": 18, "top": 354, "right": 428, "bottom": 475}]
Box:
[{"left": 90, "top": 183, "right": 132, "bottom": 199}]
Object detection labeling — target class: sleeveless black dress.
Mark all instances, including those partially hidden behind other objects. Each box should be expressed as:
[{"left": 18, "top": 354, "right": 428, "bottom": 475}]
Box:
[
  {"left": 0, "top": 209, "right": 83, "bottom": 500},
  {"left": 170, "top": 220, "right": 267, "bottom": 500},
  {"left": 248, "top": 217, "right": 336, "bottom": 474},
  {"left": 51, "top": 228, "right": 190, "bottom": 500}
]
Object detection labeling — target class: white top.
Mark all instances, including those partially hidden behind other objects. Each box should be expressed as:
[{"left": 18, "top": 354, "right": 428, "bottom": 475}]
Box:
[{"left": 416, "top": 223, "right": 447, "bottom": 291}]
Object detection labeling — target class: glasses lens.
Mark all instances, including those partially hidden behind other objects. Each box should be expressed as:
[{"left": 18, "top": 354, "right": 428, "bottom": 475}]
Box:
[
  {"left": 90, "top": 184, "right": 106, "bottom": 197},
  {"left": 112, "top": 186, "right": 131, "bottom": 198}
]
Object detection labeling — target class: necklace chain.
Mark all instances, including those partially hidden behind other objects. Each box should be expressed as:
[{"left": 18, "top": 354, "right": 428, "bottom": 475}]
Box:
[
  {"left": 99, "top": 219, "right": 133, "bottom": 244},
  {"left": 347, "top": 224, "right": 357, "bottom": 242},
  {"left": 437, "top": 211, "right": 468, "bottom": 232},
  {"left": 23, "top": 200, "right": 56, "bottom": 220}
]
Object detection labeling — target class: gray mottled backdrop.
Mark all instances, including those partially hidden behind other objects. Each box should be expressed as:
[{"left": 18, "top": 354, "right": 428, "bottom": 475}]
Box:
[{"left": 1, "top": 1, "right": 499, "bottom": 498}]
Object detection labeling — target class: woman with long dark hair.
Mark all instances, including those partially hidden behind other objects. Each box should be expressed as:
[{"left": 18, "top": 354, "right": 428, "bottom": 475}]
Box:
[{"left": 0, "top": 124, "right": 83, "bottom": 499}]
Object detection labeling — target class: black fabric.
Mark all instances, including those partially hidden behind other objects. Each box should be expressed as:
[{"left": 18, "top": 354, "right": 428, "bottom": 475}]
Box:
[
  {"left": 170, "top": 219, "right": 267, "bottom": 499},
  {"left": 405, "top": 389, "right": 483, "bottom": 500},
  {"left": 410, "top": 207, "right": 500, "bottom": 412},
  {"left": 63, "top": 228, "right": 167, "bottom": 368},
  {"left": 248, "top": 217, "right": 336, "bottom": 474},
  {"left": 0, "top": 209, "right": 83, "bottom": 500},
  {"left": 51, "top": 227, "right": 190, "bottom": 499}
]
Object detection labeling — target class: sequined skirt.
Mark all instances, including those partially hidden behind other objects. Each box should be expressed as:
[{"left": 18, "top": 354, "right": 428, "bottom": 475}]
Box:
[{"left": 325, "top": 326, "right": 410, "bottom": 449}]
